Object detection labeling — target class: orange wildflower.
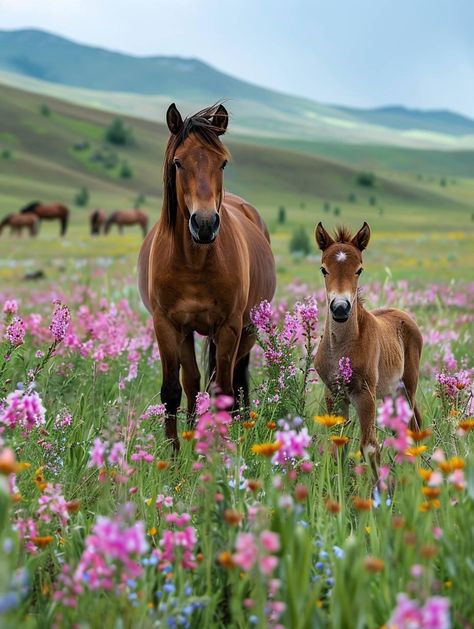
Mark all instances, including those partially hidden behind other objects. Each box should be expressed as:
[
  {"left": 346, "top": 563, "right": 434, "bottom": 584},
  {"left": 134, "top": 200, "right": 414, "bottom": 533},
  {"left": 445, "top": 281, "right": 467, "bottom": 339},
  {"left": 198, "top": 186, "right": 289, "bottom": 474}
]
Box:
[
  {"left": 66, "top": 500, "right": 81, "bottom": 514},
  {"left": 147, "top": 527, "right": 157, "bottom": 536},
  {"left": 181, "top": 431, "right": 195, "bottom": 441},
  {"left": 330, "top": 435, "right": 349, "bottom": 447},
  {"left": 249, "top": 411, "right": 258, "bottom": 420},
  {"left": 458, "top": 418, "right": 474, "bottom": 433},
  {"left": 196, "top": 552, "right": 204, "bottom": 562},
  {"left": 218, "top": 551, "right": 235, "bottom": 568},
  {"left": 418, "top": 468, "right": 432, "bottom": 482},
  {"left": 405, "top": 445, "right": 428, "bottom": 458},
  {"left": 247, "top": 480, "right": 262, "bottom": 493},
  {"left": 242, "top": 421, "right": 256, "bottom": 429},
  {"left": 353, "top": 497, "right": 372, "bottom": 511},
  {"left": 251, "top": 441, "right": 281, "bottom": 457},
  {"left": 325, "top": 499, "right": 341, "bottom": 514},
  {"left": 295, "top": 484, "right": 308, "bottom": 501},
  {"left": 156, "top": 460, "right": 170, "bottom": 471},
  {"left": 391, "top": 515, "right": 406, "bottom": 529},
  {"left": 364, "top": 556, "right": 385, "bottom": 573},
  {"left": 439, "top": 456, "right": 464, "bottom": 473},
  {"left": 224, "top": 509, "right": 243, "bottom": 526},
  {"left": 419, "top": 499, "right": 441, "bottom": 512},
  {"left": 420, "top": 544, "right": 438, "bottom": 559},
  {"left": 314, "top": 415, "right": 345, "bottom": 427},
  {"left": 34, "top": 466, "right": 47, "bottom": 492},
  {"left": 422, "top": 487, "right": 441, "bottom": 499},
  {"left": 407, "top": 429, "right": 432, "bottom": 442},
  {"left": 266, "top": 421, "right": 276, "bottom": 430},
  {"left": 449, "top": 408, "right": 458, "bottom": 417},
  {"left": 31, "top": 536, "right": 54, "bottom": 548}
]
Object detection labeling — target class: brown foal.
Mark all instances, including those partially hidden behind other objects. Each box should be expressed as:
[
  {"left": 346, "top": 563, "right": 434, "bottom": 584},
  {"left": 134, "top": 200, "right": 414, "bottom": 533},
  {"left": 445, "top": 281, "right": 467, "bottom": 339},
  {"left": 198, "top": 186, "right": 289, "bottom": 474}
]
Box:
[
  {"left": 138, "top": 104, "right": 276, "bottom": 450},
  {"left": 314, "top": 222, "right": 423, "bottom": 462}
]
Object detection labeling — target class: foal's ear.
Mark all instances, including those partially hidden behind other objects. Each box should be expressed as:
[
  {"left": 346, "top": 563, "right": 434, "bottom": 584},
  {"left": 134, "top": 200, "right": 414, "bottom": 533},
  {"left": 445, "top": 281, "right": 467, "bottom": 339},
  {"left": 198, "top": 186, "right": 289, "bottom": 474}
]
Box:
[
  {"left": 315, "top": 222, "right": 334, "bottom": 251},
  {"left": 351, "top": 221, "right": 371, "bottom": 251},
  {"left": 211, "top": 104, "right": 229, "bottom": 135},
  {"left": 166, "top": 103, "right": 183, "bottom": 135}
]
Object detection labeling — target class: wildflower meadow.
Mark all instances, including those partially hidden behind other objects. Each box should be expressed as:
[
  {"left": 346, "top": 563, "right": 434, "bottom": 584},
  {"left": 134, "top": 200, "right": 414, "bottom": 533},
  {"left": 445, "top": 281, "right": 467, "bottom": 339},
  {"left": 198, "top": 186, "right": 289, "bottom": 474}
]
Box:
[{"left": 0, "top": 274, "right": 473, "bottom": 629}]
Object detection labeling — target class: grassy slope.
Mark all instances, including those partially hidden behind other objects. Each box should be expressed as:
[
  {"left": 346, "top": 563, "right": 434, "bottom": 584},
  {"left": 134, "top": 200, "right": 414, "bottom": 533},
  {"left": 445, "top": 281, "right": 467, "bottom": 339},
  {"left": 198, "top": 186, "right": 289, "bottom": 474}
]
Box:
[{"left": 0, "top": 83, "right": 473, "bottom": 287}]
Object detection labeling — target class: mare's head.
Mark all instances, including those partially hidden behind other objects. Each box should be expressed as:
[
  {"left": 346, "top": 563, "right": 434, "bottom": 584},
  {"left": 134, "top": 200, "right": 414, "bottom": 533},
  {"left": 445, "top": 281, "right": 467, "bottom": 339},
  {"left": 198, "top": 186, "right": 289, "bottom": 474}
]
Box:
[
  {"left": 163, "top": 103, "right": 230, "bottom": 244},
  {"left": 315, "top": 222, "right": 371, "bottom": 323}
]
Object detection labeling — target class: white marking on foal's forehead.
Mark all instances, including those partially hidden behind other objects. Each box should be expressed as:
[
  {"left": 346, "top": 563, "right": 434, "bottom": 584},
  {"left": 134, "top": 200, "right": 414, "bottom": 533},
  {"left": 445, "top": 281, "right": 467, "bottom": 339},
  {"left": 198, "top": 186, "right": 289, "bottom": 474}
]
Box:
[{"left": 335, "top": 250, "right": 347, "bottom": 262}]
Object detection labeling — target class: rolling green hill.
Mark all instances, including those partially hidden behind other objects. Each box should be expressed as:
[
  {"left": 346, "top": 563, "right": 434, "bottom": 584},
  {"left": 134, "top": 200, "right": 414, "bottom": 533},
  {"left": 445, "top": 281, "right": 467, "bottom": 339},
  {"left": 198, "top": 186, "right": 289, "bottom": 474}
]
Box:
[
  {"left": 0, "top": 82, "right": 473, "bottom": 286},
  {"left": 1, "top": 29, "right": 474, "bottom": 150}
]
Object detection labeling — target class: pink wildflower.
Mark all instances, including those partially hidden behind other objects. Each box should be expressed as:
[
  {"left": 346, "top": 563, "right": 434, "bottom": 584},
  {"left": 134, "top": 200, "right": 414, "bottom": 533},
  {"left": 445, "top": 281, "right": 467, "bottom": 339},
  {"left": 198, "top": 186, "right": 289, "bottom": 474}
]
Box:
[
  {"left": 0, "top": 389, "right": 46, "bottom": 430},
  {"left": 49, "top": 302, "right": 71, "bottom": 342},
  {"left": 38, "top": 483, "right": 70, "bottom": 527},
  {"left": 3, "top": 299, "right": 18, "bottom": 315},
  {"left": 272, "top": 426, "right": 311, "bottom": 465},
  {"left": 5, "top": 317, "right": 26, "bottom": 346},
  {"left": 260, "top": 531, "right": 280, "bottom": 553},
  {"left": 232, "top": 532, "right": 257, "bottom": 571},
  {"left": 338, "top": 356, "right": 353, "bottom": 384}
]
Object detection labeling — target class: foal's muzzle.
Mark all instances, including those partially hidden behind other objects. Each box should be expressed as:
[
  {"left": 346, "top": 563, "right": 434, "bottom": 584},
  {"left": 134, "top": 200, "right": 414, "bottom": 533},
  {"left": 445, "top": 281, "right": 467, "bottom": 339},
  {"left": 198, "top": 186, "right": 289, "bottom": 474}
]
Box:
[
  {"left": 189, "top": 211, "right": 220, "bottom": 244},
  {"left": 330, "top": 298, "right": 351, "bottom": 322}
]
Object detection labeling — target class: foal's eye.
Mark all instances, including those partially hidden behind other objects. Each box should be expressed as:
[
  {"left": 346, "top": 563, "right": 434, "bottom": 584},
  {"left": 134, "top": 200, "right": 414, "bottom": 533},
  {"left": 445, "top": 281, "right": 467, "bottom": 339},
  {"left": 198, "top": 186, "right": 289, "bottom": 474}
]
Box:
[
  {"left": 356, "top": 268, "right": 363, "bottom": 276},
  {"left": 221, "top": 160, "right": 228, "bottom": 170},
  {"left": 320, "top": 267, "right": 328, "bottom": 276},
  {"left": 173, "top": 159, "right": 183, "bottom": 170}
]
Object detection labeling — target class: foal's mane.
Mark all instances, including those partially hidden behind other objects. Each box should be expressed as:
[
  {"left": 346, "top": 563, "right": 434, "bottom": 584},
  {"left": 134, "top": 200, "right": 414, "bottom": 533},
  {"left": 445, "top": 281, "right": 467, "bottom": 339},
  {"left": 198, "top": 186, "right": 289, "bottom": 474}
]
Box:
[
  {"left": 333, "top": 225, "right": 354, "bottom": 243},
  {"left": 162, "top": 104, "right": 230, "bottom": 230}
]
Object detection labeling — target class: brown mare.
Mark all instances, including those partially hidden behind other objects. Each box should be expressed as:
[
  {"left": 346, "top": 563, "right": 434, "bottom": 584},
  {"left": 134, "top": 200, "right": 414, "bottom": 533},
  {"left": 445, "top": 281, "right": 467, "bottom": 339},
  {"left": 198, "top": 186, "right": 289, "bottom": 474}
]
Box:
[
  {"left": 138, "top": 103, "right": 276, "bottom": 450},
  {"left": 314, "top": 222, "right": 422, "bottom": 465},
  {"left": 0, "top": 212, "right": 39, "bottom": 237},
  {"left": 90, "top": 209, "right": 107, "bottom": 235},
  {"left": 20, "top": 201, "right": 69, "bottom": 236},
  {"left": 105, "top": 209, "right": 149, "bottom": 238}
]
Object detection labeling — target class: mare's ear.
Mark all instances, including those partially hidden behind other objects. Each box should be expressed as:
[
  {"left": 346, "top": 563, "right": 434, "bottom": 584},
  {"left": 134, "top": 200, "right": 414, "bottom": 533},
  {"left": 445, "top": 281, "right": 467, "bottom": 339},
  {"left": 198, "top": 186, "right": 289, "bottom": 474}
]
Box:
[
  {"left": 351, "top": 221, "right": 371, "bottom": 251},
  {"left": 315, "top": 222, "right": 334, "bottom": 251},
  {"left": 211, "top": 104, "right": 229, "bottom": 135},
  {"left": 166, "top": 103, "right": 183, "bottom": 135}
]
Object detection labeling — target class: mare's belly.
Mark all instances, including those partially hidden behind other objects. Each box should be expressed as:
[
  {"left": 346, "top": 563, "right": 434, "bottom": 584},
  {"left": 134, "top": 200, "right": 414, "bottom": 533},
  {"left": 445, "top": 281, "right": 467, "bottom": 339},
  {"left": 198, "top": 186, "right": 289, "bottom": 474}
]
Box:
[
  {"left": 168, "top": 298, "right": 224, "bottom": 336},
  {"left": 376, "top": 370, "right": 404, "bottom": 398}
]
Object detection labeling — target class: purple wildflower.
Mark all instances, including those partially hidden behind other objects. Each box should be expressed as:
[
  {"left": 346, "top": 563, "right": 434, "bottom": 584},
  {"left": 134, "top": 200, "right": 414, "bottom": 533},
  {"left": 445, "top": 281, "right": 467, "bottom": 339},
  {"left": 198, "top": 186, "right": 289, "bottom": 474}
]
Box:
[
  {"left": 49, "top": 302, "right": 71, "bottom": 342},
  {"left": 338, "top": 356, "right": 353, "bottom": 384},
  {"left": 5, "top": 317, "right": 26, "bottom": 346}
]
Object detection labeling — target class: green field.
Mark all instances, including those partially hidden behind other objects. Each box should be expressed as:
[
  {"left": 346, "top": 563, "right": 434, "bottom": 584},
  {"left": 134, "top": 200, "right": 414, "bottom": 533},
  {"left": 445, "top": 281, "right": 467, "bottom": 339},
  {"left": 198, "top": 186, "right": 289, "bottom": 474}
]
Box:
[{"left": 1, "top": 83, "right": 473, "bottom": 291}]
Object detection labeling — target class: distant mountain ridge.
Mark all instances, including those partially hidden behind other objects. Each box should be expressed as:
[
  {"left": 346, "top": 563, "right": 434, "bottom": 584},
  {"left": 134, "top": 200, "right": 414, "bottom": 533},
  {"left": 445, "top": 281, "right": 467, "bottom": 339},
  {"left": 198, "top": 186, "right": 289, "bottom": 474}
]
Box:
[{"left": 0, "top": 28, "right": 473, "bottom": 146}]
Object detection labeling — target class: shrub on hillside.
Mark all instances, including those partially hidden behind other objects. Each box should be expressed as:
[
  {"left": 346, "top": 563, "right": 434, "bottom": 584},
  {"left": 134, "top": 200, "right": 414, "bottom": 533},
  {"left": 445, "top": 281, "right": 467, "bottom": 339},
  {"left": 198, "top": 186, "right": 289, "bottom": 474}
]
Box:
[
  {"left": 105, "top": 118, "right": 133, "bottom": 146},
  {"left": 119, "top": 160, "right": 133, "bottom": 179},
  {"left": 356, "top": 171, "right": 375, "bottom": 187},
  {"left": 278, "top": 206, "right": 286, "bottom": 224},
  {"left": 134, "top": 193, "right": 146, "bottom": 209},
  {"left": 74, "top": 186, "right": 89, "bottom": 207},
  {"left": 289, "top": 226, "right": 311, "bottom": 256},
  {"left": 40, "top": 103, "right": 50, "bottom": 117}
]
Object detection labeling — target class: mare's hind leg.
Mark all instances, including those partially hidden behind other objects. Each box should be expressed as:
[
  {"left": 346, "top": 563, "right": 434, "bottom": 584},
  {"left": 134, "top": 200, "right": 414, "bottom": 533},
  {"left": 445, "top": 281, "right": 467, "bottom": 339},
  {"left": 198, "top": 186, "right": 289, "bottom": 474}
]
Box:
[
  {"left": 153, "top": 312, "right": 182, "bottom": 451},
  {"left": 233, "top": 327, "right": 256, "bottom": 412},
  {"left": 180, "top": 333, "right": 200, "bottom": 428},
  {"left": 119, "top": 225, "right": 124, "bottom": 235}
]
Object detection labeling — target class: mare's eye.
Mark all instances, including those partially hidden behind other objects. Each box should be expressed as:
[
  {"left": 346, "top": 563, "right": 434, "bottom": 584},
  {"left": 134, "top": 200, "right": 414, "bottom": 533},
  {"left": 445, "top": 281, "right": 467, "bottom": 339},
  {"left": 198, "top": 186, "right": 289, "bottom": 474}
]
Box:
[
  {"left": 356, "top": 268, "right": 363, "bottom": 276},
  {"left": 173, "top": 159, "right": 183, "bottom": 170},
  {"left": 221, "top": 160, "right": 228, "bottom": 170},
  {"left": 321, "top": 267, "right": 328, "bottom": 276}
]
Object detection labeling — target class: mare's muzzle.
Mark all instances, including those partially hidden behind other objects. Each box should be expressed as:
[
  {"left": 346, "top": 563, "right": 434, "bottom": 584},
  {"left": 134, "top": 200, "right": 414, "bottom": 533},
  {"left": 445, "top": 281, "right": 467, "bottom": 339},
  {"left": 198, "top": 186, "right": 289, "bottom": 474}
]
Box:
[
  {"left": 189, "top": 211, "right": 220, "bottom": 244},
  {"left": 330, "top": 298, "right": 351, "bottom": 322}
]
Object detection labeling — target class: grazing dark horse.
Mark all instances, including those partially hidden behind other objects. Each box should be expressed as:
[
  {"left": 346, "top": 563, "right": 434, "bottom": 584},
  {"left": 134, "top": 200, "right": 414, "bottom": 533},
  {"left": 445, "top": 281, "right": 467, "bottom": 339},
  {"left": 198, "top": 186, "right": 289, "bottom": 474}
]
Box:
[
  {"left": 20, "top": 201, "right": 69, "bottom": 236},
  {"left": 105, "top": 209, "right": 149, "bottom": 238},
  {"left": 138, "top": 103, "right": 276, "bottom": 450},
  {"left": 314, "top": 222, "right": 423, "bottom": 466},
  {"left": 90, "top": 209, "right": 107, "bottom": 235},
  {"left": 0, "top": 212, "right": 39, "bottom": 237}
]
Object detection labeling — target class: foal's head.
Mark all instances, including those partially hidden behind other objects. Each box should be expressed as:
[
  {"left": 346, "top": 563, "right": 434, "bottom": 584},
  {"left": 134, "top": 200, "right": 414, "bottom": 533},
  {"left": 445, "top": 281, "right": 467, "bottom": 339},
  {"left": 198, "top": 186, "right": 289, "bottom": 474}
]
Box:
[
  {"left": 315, "top": 222, "right": 371, "bottom": 322},
  {"left": 164, "top": 103, "right": 230, "bottom": 244}
]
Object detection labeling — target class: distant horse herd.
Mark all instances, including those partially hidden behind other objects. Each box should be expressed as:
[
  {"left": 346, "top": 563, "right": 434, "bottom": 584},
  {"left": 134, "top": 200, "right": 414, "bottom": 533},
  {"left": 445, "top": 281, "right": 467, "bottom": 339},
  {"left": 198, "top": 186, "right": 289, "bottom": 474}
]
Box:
[{"left": 0, "top": 202, "right": 149, "bottom": 238}]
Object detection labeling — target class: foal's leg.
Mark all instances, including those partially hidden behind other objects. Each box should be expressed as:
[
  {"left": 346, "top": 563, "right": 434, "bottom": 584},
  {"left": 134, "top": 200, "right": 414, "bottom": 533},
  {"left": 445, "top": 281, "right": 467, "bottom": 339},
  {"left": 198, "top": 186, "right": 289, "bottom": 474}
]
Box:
[
  {"left": 180, "top": 333, "right": 200, "bottom": 427},
  {"left": 153, "top": 312, "right": 182, "bottom": 451},
  {"left": 350, "top": 385, "right": 380, "bottom": 467},
  {"left": 402, "top": 354, "right": 422, "bottom": 431},
  {"left": 325, "top": 387, "right": 349, "bottom": 421}
]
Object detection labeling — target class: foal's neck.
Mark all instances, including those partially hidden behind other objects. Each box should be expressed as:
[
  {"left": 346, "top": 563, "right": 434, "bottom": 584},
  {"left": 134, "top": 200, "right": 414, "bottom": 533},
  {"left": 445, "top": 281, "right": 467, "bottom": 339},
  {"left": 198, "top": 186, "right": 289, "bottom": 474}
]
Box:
[{"left": 325, "top": 297, "right": 366, "bottom": 349}]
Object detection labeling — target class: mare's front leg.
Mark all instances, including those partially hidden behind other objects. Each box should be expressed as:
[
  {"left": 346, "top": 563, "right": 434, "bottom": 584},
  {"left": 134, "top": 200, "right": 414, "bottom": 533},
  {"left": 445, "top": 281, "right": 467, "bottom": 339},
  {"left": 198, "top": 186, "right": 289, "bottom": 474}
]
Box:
[
  {"left": 215, "top": 317, "right": 242, "bottom": 399},
  {"left": 325, "top": 386, "right": 349, "bottom": 421},
  {"left": 180, "top": 332, "right": 200, "bottom": 427},
  {"left": 153, "top": 311, "right": 182, "bottom": 451},
  {"left": 350, "top": 384, "right": 380, "bottom": 472}
]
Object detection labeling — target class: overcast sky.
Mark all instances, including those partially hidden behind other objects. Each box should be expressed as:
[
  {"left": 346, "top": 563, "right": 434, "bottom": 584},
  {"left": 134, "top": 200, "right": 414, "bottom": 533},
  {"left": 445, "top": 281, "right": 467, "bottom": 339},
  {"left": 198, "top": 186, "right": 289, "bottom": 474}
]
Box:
[{"left": 1, "top": 0, "right": 473, "bottom": 117}]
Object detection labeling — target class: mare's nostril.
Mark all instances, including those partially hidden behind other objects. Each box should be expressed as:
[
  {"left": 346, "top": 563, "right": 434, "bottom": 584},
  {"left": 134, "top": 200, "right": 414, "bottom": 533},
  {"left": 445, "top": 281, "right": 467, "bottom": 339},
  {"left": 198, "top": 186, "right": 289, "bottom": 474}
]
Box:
[
  {"left": 213, "top": 213, "right": 220, "bottom": 230},
  {"left": 190, "top": 213, "right": 200, "bottom": 232}
]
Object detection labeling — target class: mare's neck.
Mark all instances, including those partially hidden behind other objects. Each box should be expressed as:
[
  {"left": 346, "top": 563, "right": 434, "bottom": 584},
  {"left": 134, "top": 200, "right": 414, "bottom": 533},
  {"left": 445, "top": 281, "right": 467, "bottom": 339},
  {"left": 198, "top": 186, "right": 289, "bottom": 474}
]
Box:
[{"left": 168, "top": 202, "right": 216, "bottom": 269}]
